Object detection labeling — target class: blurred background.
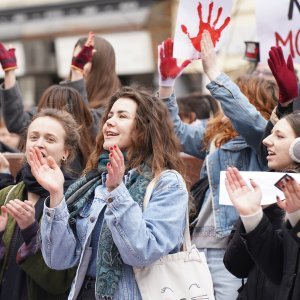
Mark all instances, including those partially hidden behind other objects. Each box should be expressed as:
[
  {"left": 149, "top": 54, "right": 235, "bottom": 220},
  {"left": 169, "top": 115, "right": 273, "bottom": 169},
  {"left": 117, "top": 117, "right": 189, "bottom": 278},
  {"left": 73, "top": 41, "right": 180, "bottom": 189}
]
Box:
[{"left": 0, "top": 0, "right": 257, "bottom": 108}]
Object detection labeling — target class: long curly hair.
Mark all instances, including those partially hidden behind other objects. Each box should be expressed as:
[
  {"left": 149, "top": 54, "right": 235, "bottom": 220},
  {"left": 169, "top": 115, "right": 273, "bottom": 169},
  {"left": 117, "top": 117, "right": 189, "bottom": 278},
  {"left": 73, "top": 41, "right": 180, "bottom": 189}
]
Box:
[{"left": 84, "top": 86, "right": 184, "bottom": 177}]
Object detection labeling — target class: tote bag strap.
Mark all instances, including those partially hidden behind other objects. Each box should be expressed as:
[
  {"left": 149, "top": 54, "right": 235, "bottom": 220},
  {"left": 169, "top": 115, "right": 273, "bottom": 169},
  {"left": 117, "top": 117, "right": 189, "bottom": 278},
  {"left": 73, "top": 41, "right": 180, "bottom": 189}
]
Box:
[{"left": 143, "top": 170, "right": 192, "bottom": 251}]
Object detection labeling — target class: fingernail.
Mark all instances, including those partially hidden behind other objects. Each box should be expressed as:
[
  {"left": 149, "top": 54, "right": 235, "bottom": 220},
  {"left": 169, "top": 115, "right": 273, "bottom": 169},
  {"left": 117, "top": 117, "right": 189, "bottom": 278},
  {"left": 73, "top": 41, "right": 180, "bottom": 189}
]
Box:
[
  {"left": 109, "top": 147, "right": 113, "bottom": 151},
  {"left": 113, "top": 145, "right": 117, "bottom": 149},
  {"left": 110, "top": 153, "right": 113, "bottom": 157},
  {"left": 276, "top": 195, "right": 280, "bottom": 201}
]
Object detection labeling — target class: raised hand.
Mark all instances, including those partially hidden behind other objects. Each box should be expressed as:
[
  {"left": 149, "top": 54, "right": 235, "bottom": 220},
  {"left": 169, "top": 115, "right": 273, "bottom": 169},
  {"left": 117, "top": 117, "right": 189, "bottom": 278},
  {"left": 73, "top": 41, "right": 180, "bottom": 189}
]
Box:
[
  {"left": 0, "top": 206, "right": 8, "bottom": 232},
  {"left": 6, "top": 199, "right": 35, "bottom": 230},
  {"left": 28, "top": 147, "right": 64, "bottom": 198},
  {"left": 225, "top": 167, "right": 262, "bottom": 216},
  {"left": 277, "top": 176, "right": 300, "bottom": 213},
  {"left": 201, "top": 30, "right": 221, "bottom": 81},
  {"left": 106, "top": 145, "right": 125, "bottom": 192},
  {"left": 71, "top": 31, "right": 95, "bottom": 72},
  {"left": 158, "top": 38, "right": 191, "bottom": 87},
  {"left": 181, "top": 2, "right": 230, "bottom": 52},
  {"left": 0, "top": 42, "right": 17, "bottom": 72},
  {"left": 268, "top": 46, "right": 298, "bottom": 104}
]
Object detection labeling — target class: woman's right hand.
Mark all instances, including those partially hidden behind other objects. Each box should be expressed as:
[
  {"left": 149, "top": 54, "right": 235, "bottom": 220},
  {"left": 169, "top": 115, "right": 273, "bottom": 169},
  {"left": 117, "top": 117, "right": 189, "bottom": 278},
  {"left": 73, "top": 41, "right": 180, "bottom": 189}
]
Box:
[
  {"left": 225, "top": 167, "right": 262, "bottom": 216},
  {"left": 28, "top": 147, "right": 64, "bottom": 206},
  {"left": 6, "top": 199, "right": 35, "bottom": 230},
  {"left": 0, "top": 206, "right": 8, "bottom": 232},
  {"left": 200, "top": 30, "right": 221, "bottom": 81}
]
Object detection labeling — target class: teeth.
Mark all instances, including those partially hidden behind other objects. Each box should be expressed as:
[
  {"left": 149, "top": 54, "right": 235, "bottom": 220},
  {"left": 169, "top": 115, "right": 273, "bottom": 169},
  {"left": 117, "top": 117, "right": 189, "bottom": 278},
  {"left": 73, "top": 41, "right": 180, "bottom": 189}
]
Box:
[{"left": 106, "top": 132, "right": 118, "bottom": 136}]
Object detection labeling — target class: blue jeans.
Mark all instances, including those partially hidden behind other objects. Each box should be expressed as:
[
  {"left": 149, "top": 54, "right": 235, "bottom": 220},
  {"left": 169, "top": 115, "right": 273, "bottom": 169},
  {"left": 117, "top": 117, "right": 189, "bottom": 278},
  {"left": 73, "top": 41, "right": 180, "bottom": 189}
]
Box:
[{"left": 201, "top": 248, "right": 241, "bottom": 300}]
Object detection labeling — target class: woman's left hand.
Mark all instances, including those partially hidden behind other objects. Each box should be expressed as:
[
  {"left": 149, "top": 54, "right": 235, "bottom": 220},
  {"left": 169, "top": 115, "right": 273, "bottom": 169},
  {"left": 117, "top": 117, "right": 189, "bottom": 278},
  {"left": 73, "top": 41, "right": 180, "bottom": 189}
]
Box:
[
  {"left": 277, "top": 176, "right": 300, "bottom": 213},
  {"left": 6, "top": 199, "right": 35, "bottom": 230},
  {"left": 106, "top": 146, "right": 125, "bottom": 192}
]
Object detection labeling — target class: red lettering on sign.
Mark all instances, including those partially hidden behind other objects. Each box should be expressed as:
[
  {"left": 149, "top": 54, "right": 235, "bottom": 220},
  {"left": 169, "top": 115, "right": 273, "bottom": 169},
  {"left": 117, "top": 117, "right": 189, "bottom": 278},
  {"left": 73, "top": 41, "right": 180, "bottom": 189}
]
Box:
[{"left": 275, "top": 31, "right": 295, "bottom": 57}]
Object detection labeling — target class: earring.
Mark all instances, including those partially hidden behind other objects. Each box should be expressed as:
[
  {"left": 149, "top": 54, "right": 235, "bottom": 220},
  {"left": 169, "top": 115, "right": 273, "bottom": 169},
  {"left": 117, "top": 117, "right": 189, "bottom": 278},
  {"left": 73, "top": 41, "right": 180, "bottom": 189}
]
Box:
[{"left": 62, "top": 156, "right": 66, "bottom": 162}]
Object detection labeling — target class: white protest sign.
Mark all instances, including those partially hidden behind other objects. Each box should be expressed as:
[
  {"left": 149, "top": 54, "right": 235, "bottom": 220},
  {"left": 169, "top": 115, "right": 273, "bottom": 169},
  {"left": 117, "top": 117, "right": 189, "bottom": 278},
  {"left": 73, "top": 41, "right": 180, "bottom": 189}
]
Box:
[
  {"left": 219, "top": 171, "right": 300, "bottom": 206},
  {"left": 173, "top": 0, "right": 233, "bottom": 59},
  {"left": 256, "top": 0, "right": 300, "bottom": 63}
]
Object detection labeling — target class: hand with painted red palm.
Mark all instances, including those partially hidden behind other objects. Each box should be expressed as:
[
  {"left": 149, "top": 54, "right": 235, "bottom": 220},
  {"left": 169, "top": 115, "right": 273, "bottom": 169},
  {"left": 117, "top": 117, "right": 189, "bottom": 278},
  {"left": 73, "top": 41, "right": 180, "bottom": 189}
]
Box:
[
  {"left": 158, "top": 38, "right": 191, "bottom": 87},
  {"left": 268, "top": 46, "right": 298, "bottom": 104},
  {"left": 181, "top": 2, "right": 230, "bottom": 52}
]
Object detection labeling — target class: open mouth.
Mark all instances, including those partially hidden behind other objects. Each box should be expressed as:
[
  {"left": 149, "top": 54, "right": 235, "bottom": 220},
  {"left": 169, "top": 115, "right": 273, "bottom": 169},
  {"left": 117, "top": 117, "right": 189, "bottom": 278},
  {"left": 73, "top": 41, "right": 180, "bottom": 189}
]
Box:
[
  {"left": 105, "top": 131, "right": 119, "bottom": 137},
  {"left": 267, "top": 150, "right": 275, "bottom": 156}
]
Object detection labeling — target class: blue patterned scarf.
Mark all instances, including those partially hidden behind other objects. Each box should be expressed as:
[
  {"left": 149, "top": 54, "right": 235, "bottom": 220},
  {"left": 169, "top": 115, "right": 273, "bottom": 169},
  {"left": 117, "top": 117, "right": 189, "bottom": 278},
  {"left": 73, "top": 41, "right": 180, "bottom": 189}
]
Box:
[{"left": 65, "top": 152, "right": 152, "bottom": 299}]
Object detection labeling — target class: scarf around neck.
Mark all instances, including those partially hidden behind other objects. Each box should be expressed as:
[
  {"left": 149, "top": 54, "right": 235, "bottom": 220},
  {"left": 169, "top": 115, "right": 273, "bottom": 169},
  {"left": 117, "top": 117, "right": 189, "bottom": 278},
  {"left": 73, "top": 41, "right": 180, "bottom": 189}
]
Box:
[
  {"left": 65, "top": 152, "right": 152, "bottom": 299},
  {"left": 22, "top": 163, "right": 75, "bottom": 197}
]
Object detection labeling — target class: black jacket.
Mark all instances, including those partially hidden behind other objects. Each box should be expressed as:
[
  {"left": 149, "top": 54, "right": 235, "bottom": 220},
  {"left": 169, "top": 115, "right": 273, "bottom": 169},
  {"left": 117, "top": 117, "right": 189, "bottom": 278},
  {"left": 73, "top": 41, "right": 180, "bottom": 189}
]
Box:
[
  {"left": 238, "top": 210, "right": 300, "bottom": 300},
  {"left": 224, "top": 204, "right": 284, "bottom": 300}
]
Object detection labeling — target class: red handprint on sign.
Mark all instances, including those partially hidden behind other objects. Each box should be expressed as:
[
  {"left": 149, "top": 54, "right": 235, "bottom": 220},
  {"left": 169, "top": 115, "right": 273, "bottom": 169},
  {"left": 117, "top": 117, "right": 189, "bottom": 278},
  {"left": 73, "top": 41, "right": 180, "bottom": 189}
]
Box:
[{"left": 181, "top": 2, "right": 230, "bottom": 52}]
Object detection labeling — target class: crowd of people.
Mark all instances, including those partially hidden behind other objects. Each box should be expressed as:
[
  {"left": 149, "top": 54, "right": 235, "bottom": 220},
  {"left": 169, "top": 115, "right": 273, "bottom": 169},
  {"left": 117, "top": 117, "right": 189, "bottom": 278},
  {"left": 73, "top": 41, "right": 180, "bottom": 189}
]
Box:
[{"left": 0, "top": 25, "right": 298, "bottom": 300}]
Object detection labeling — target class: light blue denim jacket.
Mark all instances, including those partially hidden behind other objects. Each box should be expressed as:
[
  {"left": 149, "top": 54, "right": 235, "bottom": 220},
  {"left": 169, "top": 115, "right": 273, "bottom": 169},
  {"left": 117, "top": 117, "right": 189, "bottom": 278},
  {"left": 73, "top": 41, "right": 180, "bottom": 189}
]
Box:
[
  {"left": 163, "top": 73, "right": 268, "bottom": 237},
  {"left": 40, "top": 169, "right": 188, "bottom": 300}
]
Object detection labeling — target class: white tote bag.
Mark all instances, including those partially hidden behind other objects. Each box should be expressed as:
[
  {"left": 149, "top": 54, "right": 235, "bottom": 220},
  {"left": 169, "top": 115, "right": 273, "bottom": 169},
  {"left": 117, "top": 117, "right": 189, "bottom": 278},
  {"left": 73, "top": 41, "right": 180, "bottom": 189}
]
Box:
[{"left": 134, "top": 172, "right": 215, "bottom": 300}]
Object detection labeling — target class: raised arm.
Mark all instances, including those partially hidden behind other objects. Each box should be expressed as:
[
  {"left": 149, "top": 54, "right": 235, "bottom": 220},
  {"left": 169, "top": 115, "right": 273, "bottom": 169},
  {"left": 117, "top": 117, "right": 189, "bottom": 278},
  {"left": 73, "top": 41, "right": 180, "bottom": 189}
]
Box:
[
  {"left": 0, "top": 42, "right": 34, "bottom": 134},
  {"left": 60, "top": 32, "right": 95, "bottom": 105},
  {"left": 201, "top": 31, "right": 267, "bottom": 151},
  {"left": 157, "top": 38, "right": 206, "bottom": 159}
]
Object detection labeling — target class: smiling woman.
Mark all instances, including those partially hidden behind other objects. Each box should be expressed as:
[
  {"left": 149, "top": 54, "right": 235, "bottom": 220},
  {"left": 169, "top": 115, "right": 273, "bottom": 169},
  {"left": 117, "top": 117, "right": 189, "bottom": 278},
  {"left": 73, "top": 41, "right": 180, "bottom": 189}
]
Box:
[
  {"left": 31, "top": 85, "right": 189, "bottom": 300},
  {"left": 0, "top": 108, "right": 80, "bottom": 300},
  {"left": 263, "top": 114, "right": 300, "bottom": 172},
  {"left": 102, "top": 97, "right": 137, "bottom": 151},
  {"left": 223, "top": 111, "right": 300, "bottom": 300}
]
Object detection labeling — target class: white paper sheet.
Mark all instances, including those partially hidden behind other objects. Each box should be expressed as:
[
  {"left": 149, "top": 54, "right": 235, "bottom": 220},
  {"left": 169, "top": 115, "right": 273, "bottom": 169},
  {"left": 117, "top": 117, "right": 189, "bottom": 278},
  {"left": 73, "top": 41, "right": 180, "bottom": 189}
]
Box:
[
  {"left": 173, "top": 0, "right": 233, "bottom": 59},
  {"left": 219, "top": 171, "right": 300, "bottom": 206}
]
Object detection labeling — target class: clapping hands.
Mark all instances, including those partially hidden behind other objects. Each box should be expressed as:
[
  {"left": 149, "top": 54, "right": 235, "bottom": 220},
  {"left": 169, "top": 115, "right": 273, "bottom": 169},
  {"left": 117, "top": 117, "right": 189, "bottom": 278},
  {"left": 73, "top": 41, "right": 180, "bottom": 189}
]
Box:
[
  {"left": 225, "top": 167, "right": 262, "bottom": 216},
  {"left": 276, "top": 175, "right": 300, "bottom": 213},
  {"left": 106, "top": 145, "right": 125, "bottom": 192}
]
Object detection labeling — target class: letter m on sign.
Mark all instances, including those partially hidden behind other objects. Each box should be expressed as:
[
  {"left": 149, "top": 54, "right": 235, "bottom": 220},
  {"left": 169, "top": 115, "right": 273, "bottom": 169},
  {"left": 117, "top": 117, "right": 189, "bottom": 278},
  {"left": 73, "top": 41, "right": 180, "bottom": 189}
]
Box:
[{"left": 288, "top": 0, "right": 300, "bottom": 19}]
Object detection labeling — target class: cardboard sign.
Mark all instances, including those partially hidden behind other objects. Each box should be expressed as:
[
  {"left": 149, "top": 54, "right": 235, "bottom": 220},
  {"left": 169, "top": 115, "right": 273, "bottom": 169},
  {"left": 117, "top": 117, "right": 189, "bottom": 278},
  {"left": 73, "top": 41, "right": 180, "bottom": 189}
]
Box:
[
  {"left": 256, "top": 0, "right": 300, "bottom": 62},
  {"left": 174, "top": 0, "right": 233, "bottom": 59}
]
